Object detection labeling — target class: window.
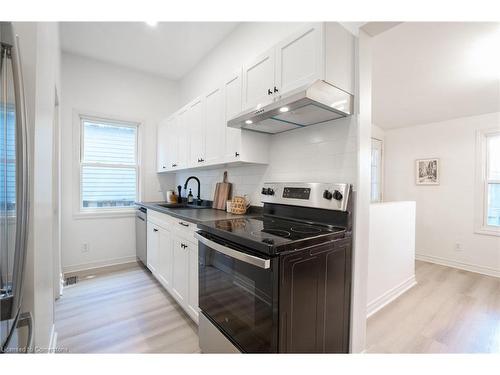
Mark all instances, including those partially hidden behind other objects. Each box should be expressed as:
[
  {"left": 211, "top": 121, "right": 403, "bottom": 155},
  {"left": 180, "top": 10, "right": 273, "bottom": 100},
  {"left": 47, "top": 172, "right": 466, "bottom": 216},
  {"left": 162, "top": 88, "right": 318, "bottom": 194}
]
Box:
[
  {"left": 485, "top": 132, "right": 500, "bottom": 227},
  {"left": 80, "top": 117, "right": 138, "bottom": 211},
  {"left": 476, "top": 128, "right": 500, "bottom": 235},
  {"left": 0, "top": 105, "right": 16, "bottom": 214},
  {"left": 371, "top": 138, "right": 383, "bottom": 203}
]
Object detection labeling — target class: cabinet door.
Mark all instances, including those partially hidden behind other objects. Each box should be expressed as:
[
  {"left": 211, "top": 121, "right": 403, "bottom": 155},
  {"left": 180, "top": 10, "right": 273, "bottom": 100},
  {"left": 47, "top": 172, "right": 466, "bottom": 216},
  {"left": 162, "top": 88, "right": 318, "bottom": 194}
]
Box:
[
  {"left": 204, "top": 87, "right": 225, "bottom": 165},
  {"left": 186, "top": 239, "right": 199, "bottom": 322},
  {"left": 279, "top": 242, "right": 350, "bottom": 353},
  {"left": 241, "top": 48, "right": 275, "bottom": 111},
  {"left": 275, "top": 23, "right": 324, "bottom": 95},
  {"left": 224, "top": 72, "right": 243, "bottom": 161},
  {"left": 176, "top": 107, "right": 189, "bottom": 168},
  {"left": 188, "top": 97, "right": 205, "bottom": 166},
  {"left": 172, "top": 237, "right": 189, "bottom": 305},
  {"left": 157, "top": 227, "right": 173, "bottom": 290},
  {"left": 146, "top": 221, "right": 159, "bottom": 274},
  {"left": 157, "top": 119, "right": 169, "bottom": 172}
]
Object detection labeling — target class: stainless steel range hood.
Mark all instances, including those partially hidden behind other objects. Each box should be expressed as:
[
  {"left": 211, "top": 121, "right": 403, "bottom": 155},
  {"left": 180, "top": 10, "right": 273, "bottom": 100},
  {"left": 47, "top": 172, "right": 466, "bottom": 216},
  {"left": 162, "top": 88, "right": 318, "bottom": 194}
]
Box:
[{"left": 227, "top": 80, "right": 354, "bottom": 134}]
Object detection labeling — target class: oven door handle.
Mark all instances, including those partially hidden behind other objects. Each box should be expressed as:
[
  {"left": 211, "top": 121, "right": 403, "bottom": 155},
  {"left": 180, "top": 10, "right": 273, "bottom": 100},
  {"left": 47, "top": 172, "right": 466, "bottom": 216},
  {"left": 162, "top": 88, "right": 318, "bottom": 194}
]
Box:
[{"left": 194, "top": 232, "right": 270, "bottom": 269}]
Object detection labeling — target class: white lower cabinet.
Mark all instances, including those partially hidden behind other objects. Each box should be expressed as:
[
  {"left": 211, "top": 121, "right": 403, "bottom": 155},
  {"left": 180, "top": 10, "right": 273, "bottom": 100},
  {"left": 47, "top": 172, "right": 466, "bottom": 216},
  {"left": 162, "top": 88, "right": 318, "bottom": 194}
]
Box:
[
  {"left": 146, "top": 212, "right": 199, "bottom": 324},
  {"left": 171, "top": 237, "right": 189, "bottom": 305},
  {"left": 186, "top": 239, "right": 199, "bottom": 322},
  {"left": 157, "top": 228, "right": 173, "bottom": 289},
  {"left": 146, "top": 221, "right": 159, "bottom": 275}
]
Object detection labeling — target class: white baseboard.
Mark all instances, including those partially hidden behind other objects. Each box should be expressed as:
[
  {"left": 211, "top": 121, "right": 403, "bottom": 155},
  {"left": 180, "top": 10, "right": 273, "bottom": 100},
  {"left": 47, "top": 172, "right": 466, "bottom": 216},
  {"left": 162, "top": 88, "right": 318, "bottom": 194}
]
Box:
[
  {"left": 416, "top": 253, "right": 500, "bottom": 278},
  {"left": 367, "top": 275, "right": 417, "bottom": 318},
  {"left": 63, "top": 255, "right": 137, "bottom": 274},
  {"left": 48, "top": 324, "right": 57, "bottom": 353}
]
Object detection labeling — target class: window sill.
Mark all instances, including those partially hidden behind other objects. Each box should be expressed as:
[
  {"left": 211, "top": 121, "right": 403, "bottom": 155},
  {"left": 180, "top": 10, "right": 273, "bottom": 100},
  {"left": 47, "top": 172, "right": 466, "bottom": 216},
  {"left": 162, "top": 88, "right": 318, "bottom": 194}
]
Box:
[
  {"left": 73, "top": 209, "right": 136, "bottom": 220},
  {"left": 474, "top": 226, "right": 500, "bottom": 237}
]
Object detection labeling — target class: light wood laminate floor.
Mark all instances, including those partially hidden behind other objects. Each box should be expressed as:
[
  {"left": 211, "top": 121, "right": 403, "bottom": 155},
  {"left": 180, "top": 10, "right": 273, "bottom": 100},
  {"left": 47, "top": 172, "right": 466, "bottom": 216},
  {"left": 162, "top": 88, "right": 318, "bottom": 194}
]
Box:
[
  {"left": 367, "top": 261, "right": 500, "bottom": 353},
  {"left": 55, "top": 260, "right": 499, "bottom": 353},
  {"left": 55, "top": 263, "right": 200, "bottom": 353}
]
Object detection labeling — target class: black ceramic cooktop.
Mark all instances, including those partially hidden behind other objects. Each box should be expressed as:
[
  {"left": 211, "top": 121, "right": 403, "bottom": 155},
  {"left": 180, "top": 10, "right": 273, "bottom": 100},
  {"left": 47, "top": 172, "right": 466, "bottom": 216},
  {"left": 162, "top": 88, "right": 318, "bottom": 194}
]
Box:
[{"left": 197, "top": 216, "right": 347, "bottom": 254}]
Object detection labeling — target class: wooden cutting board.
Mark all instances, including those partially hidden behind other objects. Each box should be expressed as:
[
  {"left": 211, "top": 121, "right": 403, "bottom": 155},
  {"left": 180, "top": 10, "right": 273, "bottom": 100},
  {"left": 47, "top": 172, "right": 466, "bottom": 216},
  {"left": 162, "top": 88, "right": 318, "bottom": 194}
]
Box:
[{"left": 212, "top": 171, "right": 232, "bottom": 210}]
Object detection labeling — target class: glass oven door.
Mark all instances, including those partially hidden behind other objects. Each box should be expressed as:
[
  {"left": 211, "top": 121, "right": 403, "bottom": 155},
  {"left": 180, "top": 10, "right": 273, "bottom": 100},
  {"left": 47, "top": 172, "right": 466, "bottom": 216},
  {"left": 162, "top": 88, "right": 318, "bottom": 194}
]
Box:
[{"left": 195, "top": 231, "right": 278, "bottom": 353}]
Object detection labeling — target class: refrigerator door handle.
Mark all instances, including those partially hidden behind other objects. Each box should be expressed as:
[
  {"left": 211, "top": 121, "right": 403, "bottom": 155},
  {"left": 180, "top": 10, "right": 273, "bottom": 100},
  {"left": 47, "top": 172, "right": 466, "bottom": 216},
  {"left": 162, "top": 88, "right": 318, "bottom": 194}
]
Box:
[
  {"left": 16, "top": 312, "right": 33, "bottom": 353},
  {"left": 10, "top": 29, "right": 30, "bottom": 318}
]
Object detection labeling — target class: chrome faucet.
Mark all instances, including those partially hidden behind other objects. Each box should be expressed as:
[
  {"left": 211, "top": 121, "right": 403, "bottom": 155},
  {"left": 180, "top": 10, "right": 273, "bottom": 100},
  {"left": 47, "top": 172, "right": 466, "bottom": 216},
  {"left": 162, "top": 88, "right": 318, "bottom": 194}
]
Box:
[{"left": 183, "top": 176, "right": 201, "bottom": 204}]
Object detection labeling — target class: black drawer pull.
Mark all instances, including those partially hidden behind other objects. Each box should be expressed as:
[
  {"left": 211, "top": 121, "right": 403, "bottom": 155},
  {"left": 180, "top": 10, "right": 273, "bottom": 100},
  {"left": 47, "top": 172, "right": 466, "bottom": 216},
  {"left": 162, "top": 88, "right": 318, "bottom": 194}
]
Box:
[{"left": 179, "top": 222, "right": 189, "bottom": 227}]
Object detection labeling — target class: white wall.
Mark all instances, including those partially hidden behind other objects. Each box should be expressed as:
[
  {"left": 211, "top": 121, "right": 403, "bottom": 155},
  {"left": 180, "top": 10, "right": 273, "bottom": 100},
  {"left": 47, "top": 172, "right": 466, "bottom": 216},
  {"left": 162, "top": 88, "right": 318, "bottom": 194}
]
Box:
[
  {"left": 60, "top": 53, "right": 178, "bottom": 272},
  {"left": 13, "top": 21, "right": 61, "bottom": 350},
  {"left": 372, "top": 123, "right": 385, "bottom": 141},
  {"left": 383, "top": 112, "right": 500, "bottom": 277},
  {"left": 367, "top": 201, "right": 416, "bottom": 316}
]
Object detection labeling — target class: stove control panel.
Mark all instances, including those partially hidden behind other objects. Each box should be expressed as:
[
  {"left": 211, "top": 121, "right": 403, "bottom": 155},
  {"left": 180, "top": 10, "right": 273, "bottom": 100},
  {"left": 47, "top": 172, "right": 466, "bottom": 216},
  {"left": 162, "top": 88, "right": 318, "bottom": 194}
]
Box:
[{"left": 261, "top": 182, "right": 350, "bottom": 211}]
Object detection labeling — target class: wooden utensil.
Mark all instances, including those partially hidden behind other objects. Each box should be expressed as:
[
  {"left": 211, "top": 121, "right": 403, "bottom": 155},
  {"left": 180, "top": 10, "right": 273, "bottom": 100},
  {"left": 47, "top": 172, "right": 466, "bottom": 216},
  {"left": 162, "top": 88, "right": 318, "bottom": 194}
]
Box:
[{"left": 212, "top": 171, "right": 232, "bottom": 210}]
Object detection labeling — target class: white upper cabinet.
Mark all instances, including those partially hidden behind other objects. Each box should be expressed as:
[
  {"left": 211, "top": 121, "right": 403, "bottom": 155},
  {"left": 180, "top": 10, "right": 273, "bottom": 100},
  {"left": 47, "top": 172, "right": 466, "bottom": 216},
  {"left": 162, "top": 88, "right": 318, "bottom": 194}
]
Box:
[
  {"left": 224, "top": 71, "right": 243, "bottom": 161},
  {"left": 241, "top": 48, "right": 276, "bottom": 111},
  {"left": 241, "top": 24, "right": 324, "bottom": 113},
  {"left": 176, "top": 107, "right": 189, "bottom": 169},
  {"left": 188, "top": 97, "right": 205, "bottom": 166},
  {"left": 275, "top": 23, "right": 324, "bottom": 95},
  {"left": 325, "top": 22, "right": 355, "bottom": 95},
  {"left": 156, "top": 119, "right": 169, "bottom": 172},
  {"left": 204, "top": 87, "right": 225, "bottom": 165}
]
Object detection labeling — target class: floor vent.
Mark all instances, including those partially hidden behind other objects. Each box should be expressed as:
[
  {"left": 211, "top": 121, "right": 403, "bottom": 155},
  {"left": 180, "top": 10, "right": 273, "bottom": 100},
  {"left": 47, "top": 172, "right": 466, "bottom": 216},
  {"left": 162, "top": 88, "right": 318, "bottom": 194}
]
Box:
[{"left": 64, "top": 275, "right": 78, "bottom": 286}]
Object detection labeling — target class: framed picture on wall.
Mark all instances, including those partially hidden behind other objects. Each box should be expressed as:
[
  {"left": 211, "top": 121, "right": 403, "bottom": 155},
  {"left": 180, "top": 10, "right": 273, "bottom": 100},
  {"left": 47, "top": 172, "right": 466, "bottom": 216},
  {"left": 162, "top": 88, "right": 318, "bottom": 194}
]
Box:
[{"left": 416, "top": 158, "right": 440, "bottom": 185}]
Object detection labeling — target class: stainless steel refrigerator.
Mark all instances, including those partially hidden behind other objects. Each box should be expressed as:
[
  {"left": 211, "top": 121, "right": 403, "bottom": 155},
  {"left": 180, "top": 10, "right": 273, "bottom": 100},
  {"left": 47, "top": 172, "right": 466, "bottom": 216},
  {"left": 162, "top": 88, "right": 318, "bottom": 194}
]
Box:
[{"left": 0, "top": 22, "right": 31, "bottom": 353}]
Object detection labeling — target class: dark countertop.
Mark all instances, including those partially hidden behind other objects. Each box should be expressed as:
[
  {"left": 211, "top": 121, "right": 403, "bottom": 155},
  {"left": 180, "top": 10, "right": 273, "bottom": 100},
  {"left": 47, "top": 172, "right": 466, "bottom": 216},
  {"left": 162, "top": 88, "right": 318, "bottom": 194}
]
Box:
[{"left": 136, "top": 201, "right": 262, "bottom": 224}]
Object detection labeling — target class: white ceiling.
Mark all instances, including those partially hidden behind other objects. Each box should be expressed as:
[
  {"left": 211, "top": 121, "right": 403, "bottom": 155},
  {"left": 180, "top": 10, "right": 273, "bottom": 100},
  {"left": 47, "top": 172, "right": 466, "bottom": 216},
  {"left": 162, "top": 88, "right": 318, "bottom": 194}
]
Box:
[
  {"left": 60, "top": 22, "right": 239, "bottom": 80},
  {"left": 372, "top": 22, "right": 500, "bottom": 129}
]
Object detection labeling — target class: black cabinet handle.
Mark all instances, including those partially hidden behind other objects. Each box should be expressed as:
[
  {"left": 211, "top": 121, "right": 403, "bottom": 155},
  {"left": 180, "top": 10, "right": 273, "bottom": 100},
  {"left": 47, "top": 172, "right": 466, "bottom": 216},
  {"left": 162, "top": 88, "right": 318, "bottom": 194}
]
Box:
[
  {"left": 153, "top": 228, "right": 158, "bottom": 232},
  {"left": 198, "top": 158, "right": 204, "bottom": 163},
  {"left": 235, "top": 152, "right": 240, "bottom": 157},
  {"left": 172, "top": 163, "right": 177, "bottom": 167},
  {"left": 162, "top": 166, "right": 166, "bottom": 169},
  {"left": 267, "top": 88, "right": 272, "bottom": 95},
  {"left": 274, "top": 86, "right": 279, "bottom": 93},
  {"left": 180, "top": 243, "right": 188, "bottom": 249},
  {"left": 179, "top": 222, "right": 189, "bottom": 227}
]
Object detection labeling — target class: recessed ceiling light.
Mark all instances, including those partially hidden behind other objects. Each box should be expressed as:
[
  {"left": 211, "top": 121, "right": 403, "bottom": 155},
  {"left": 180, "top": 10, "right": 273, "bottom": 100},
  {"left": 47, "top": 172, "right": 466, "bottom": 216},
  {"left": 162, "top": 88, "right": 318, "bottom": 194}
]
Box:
[
  {"left": 245, "top": 120, "right": 253, "bottom": 125},
  {"left": 145, "top": 21, "right": 158, "bottom": 27},
  {"left": 279, "top": 106, "right": 289, "bottom": 112}
]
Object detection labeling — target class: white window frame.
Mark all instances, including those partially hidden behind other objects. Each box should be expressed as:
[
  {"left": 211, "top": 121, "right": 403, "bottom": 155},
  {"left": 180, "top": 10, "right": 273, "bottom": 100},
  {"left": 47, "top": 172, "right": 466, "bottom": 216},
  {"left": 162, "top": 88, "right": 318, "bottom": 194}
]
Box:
[
  {"left": 73, "top": 111, "right": 141, "bottom": 219},
  {"left": 474, "top": 127, "right": 500, "bottom": 236}
]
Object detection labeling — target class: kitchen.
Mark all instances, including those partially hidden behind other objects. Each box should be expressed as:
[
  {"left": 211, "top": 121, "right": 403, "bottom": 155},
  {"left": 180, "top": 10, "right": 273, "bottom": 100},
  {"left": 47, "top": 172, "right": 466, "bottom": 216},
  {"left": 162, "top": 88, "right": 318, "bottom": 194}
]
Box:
[{"left": 1, "top": 2, "right": 500, "bottom": 367}]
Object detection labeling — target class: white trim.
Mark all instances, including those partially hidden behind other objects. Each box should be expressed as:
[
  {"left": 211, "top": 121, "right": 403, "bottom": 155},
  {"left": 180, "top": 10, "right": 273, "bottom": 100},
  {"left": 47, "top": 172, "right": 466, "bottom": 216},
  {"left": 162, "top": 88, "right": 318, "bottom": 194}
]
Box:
[
  {"left": 63, "top": 255, "right": 137, "bottom": 274},
  {"left": 416, "top": 253, "right": 500, "bottom": 278},
  {"left": 474, "top": 128, "right": 500, "bottom": 236},
  {"left": 366, "top": 275, "right": 417, "bottom": 318},
  {"left": 48, "top": 324, "right": 57, "bottom": 353},
  {"left": 73, "top": 209, "right": 136, "bottom": 220}
]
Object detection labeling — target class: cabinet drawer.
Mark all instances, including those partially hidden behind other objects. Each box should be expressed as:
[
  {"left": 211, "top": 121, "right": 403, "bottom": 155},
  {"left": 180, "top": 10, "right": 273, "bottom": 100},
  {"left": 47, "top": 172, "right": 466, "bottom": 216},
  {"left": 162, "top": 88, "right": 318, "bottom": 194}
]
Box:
[{"left": 147, "top": 209, "right": 198, "bottom": 239}]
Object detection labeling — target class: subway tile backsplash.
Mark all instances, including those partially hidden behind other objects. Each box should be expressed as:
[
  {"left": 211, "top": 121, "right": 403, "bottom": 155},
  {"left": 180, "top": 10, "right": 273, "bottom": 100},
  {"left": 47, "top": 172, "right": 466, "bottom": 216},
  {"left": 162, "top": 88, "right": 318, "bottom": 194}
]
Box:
[{"left": 173, "top": 117, "right": 358, "bottom": 206}]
